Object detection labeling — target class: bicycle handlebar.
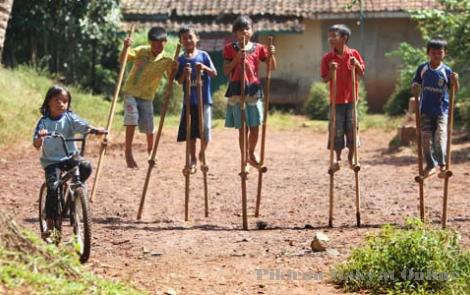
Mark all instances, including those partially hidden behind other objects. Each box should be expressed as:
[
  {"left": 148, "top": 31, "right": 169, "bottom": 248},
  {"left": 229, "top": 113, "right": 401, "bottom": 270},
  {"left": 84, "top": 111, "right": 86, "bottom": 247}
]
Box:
[{"left": 43, "top": 128, "right": 108, "bottom": 156}]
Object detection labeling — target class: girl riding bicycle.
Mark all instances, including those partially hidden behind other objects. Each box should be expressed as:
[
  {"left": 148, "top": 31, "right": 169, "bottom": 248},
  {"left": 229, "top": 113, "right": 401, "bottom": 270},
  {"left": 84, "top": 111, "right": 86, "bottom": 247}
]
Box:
[{"left": 33, "top": 85, "right": 106, "bottom": 242}]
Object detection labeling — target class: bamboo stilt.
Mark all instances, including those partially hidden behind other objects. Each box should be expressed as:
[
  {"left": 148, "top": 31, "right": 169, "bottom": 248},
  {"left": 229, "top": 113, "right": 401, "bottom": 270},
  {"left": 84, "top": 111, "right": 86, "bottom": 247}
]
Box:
[
  {"left": 240, "top": 37, "right": 248, "bottom": 230},
  {"left": 137, "top": 44, "right": 181, "bottom": 220},
  {"left": 351, "top": 66, "right": 361, "bottom": 227},
  {"left": 196, "top": 66, "right": 210, "bottom": 217},
  {"left": 255, "top": 36, "right": 274, "bottom": 218},
  {"left": 413, "top": 86, "right": 425, "bottom": 221},
  {"left": 90, "top": 25, "right": 134, "bottom": 203},
  {"left": 183, "top": 63, "right": 192, "bottom": 221},
  {"left": 442, "top": 80, "right": 457, "bottom": 228},
  {"left": 328, "top": 65, "right": 337, "bottom": 228}
]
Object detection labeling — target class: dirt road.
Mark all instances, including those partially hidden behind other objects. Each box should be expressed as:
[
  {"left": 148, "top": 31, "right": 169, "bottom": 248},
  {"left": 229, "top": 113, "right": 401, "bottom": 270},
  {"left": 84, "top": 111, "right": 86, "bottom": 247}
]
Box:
[{"left": 1, "top": 128, "right": 469, "bottom": 294}]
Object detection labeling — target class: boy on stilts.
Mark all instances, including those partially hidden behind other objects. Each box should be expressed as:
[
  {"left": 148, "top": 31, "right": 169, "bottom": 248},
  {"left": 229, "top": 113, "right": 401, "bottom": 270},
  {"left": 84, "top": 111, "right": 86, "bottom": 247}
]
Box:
[
  {"left": 412, "top": 39, "right": 459, "bottom": 178},
  {"left": 321, "top": 24, "right": 365, "bottom": 227},
  {"left": 321, "top": 24, "right": 365, "bottom": 171},
  {"left": 121, "top": 27, "right": 175, "bottom": 168},
  {"left": 411, "top": 39, "right": 459, "bottom": 226}
]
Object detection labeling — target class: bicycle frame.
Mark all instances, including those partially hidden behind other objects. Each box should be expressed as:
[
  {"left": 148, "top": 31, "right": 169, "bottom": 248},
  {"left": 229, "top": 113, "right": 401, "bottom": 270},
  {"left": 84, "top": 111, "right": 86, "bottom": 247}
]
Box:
[{"left": 46, "top": 131, "right": 92, "bottom": 190}]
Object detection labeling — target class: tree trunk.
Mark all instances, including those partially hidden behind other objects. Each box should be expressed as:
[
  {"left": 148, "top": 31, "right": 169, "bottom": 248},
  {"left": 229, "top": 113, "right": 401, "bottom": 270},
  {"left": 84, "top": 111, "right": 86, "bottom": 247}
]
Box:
[
  {"left": 0, "top": 0, "right": 14, "bottom": 61},
  {"left": 91, "top": 40, "right": 97, "bottom": 92}
]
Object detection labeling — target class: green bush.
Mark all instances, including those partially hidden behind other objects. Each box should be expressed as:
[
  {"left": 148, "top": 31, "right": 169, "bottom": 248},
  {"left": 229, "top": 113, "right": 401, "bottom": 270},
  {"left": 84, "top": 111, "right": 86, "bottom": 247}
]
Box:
[
  {"left": 332, "top": 219, "right": 470, "bottom": 294},
  {"left": 385, "top": 43, "right": 426, "bottom": 117},
  {"left": 303, "top": 82, "right": 330, "bottom": 120},
  {"left": 153, "top": 80, "right": 183, "bottom": 116},
  {"left": 303, "top": 81, "right": 368, "bottom": 121},
  {"left": 211, "top": 86, "right": 227, "bottom": 119},
  {"left": 385, "top": 87, "right": 413, "bottom": 116},
  {"left": 357, "top": 82, "right": 369, "bottom": 120},
  {"left": 456, "top": 87, "right": 470, "bottom": 128}
]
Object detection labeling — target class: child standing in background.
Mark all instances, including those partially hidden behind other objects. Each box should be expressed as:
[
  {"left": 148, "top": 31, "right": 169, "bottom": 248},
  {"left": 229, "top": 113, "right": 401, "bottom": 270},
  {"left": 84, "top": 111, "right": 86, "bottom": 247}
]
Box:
[{"left": 175, "top": 27, "right": 217, "bottom": 172}]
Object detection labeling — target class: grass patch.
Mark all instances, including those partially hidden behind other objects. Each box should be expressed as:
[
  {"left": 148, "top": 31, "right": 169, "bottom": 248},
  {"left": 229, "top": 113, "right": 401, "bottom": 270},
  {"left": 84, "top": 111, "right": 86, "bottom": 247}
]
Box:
[
  {"left": 359, "top": 114, "right": 402, "bottom": 132},
  {"left": 0, "top": 66, "right": 185, "bottom": 149},
  {"left": 0, "top": 66, "right": 402, "bottom": 149},
  {"left": 332, "top": 219, "right": 470, "bottom": 294},
  {"left": 262, "top": 111, "right": 401, "bottom": 132},
  {"left": 0, "top": 214, "right": 146, "bottom": 295},
  {"left": 0, "top": 66, "right": 125, "bottom": 148}
]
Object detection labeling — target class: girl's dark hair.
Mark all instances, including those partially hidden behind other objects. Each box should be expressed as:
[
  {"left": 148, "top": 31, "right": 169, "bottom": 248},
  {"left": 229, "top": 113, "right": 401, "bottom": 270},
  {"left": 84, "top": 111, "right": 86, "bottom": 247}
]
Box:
[
  {"left": 178, "top": 26, "right": 198, "bottom": 39},
  {"left": 40, "top": 85, "right": 72, "bottom": 116},
  {"left": 328, "top": 24, "right": 351, "bottom": 43},
  {"left": 232, "top": 15, "right": 253, "bottom": 33},
  {"left": 426, "top": 39, "right": 448, "bottom": 53}
]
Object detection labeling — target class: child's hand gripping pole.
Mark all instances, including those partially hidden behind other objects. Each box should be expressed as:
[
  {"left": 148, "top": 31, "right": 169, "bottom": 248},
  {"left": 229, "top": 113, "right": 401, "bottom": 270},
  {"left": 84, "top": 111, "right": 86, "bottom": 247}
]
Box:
[
  {"left": 137, "top": 43, "right": 181, "bottom": 220},
  {"left": 328, "top": 63, "right": 337, "bottom": 227},
  {"left": 195, "top": 64, "right": 210, "bottom": 218},
  {"left": 255, "top": 36, "right": 274, "bottom": 218},
  {"left": 350, "top": 59, "right": 361, "bottom": 227},
  {"left": 412, "top": 83, "right": 426, "bottom": 221},
  {"left": 183, "top": 63, "right": 192, "bottom": 221},
  {"left": 442, "top": 73, "right": 458, "bottom": 228},
  {"left": 90, "top": 25, "right": 134, "bottom": 203},
  {"left": 239, "top": 36, "right": 249, "bottom": 230}
]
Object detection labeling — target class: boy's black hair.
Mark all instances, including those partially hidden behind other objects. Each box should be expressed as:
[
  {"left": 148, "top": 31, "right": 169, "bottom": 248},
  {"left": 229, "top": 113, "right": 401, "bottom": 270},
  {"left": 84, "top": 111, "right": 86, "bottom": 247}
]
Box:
[
  {"left": 328, "top": 24, "right": 351, "bottom": 43},
  {"left": 40, "top": 85, "right": 72, "bottom": 116},
  {"left": 232, "top": 15, "right": 253, "bottom": 33},
  {"left": 178, "top": 26, "right": 198, "bottom": 39},
  {"left": 426, "top": 39, "right": 448, "bottom": 53},
  {"left": 148, "top": 26, "right": 167, "bottom": 41}
]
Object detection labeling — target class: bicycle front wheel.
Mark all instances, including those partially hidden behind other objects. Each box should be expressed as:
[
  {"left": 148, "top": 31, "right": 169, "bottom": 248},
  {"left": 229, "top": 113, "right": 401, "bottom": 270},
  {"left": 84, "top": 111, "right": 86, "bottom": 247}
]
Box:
[
  {"left": 71, "top": 186, "right": 92, "bottom": 263},
  {"left": 38, "top": 183, "right": 47, "bottom": 235}
]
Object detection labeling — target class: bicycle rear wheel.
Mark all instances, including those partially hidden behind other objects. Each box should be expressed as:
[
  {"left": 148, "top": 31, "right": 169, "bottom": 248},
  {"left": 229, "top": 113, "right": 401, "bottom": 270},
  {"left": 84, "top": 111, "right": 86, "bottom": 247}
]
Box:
[{"left": 71, "top": 186, "right": 92, "bottom": 263}]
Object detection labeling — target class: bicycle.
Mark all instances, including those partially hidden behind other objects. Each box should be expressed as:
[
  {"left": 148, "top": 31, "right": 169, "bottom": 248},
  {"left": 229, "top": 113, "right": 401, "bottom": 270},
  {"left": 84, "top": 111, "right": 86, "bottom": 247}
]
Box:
[{"left": 38, "top": 129, "right": 105, "bottom": 263}]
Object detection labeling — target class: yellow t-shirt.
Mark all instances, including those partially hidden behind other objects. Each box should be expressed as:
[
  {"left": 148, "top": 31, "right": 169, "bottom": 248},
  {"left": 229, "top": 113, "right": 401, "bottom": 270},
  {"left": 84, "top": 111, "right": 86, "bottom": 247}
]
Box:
[{"left": 122, "top": 45, "right": 173, "bottom": 100}]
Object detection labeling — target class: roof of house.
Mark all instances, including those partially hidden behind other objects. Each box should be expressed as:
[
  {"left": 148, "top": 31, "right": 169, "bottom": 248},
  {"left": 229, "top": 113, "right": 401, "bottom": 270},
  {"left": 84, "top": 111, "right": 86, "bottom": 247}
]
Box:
[
  {"left": 123, "top": 18, "right": 305, "bottom": 33},
  {"left": 121, "top": 0, "right": 439, "bottom": 33}
]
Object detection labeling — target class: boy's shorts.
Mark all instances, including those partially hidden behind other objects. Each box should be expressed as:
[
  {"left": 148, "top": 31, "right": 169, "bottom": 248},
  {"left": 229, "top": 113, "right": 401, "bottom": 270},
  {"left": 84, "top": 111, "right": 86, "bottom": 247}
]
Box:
[
  {"left": 327, "top": 103, "right": 360, "bottom": 151},
  {"left": 124, "top": 96, "right": 154, "bottom": 133},
  {"left": 177, "top": 104, "right": 212, "bottom": 142}
]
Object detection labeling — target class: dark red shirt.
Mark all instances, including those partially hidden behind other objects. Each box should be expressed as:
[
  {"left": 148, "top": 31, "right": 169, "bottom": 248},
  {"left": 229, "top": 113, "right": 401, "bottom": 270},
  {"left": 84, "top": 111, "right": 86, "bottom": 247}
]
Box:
[
  {"left": 320, "top": 46, "right": 365, "bottom": 104},
  {"left": 223, "top": 42, "right": 268, "bottom": 84},
  {"left": 223, "top": 42, "right": 268, "bottom": 97}
]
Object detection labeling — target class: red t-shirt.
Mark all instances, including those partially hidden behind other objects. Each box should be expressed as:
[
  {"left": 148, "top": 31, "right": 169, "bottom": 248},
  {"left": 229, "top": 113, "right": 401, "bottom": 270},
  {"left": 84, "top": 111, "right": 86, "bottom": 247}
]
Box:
[
  {"left": 320, "top": 46, "right": 365, "bottom": 104},
  {"left": 223, "top": 42, "right": 268, "bottom": 84}
]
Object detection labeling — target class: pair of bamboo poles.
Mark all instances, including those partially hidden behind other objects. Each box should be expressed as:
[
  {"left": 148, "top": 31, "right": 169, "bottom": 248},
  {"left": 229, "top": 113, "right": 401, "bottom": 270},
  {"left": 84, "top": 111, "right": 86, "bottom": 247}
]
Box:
[
  {"left": 414, "top": 80, "right": 457, "bottom": 229},
  {"left": 89, "top": 28, "right": 274, "bottom": 230},
  {"left": 178, "top": 62, "right": 210, "bottom": 221},
  {"left": 327, "top": 64, "right": 361, "bottom": 228}
]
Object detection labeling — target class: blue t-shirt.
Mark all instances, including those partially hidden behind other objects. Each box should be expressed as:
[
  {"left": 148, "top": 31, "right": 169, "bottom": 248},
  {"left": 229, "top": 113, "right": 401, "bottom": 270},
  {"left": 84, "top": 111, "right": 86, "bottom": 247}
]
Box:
[
  {"left": 33, "top": 111, "right": 89, "bottom": 168},
  {"left": 412, "top": 62, "right": 452, "bottom": 116},
  {"left": 175, "top": 50, "right": 215, "bottom": 105}
]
